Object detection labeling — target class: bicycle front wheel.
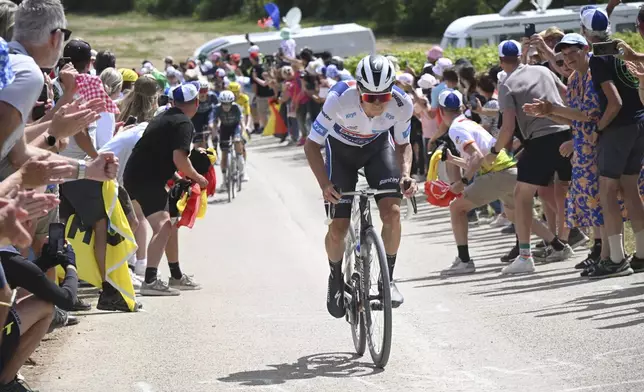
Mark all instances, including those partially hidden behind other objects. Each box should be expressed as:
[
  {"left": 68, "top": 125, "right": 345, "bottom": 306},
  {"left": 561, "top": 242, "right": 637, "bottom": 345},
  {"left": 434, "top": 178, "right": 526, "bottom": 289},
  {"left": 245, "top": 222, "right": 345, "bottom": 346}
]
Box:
[
  {"left": 226, "top": 155, "right": 232, "bottom": 203},
  {"left": 345, "top": 225, "right": 366, "bottom": 356},
  {"left": 231, "top": 154, "right": 237, "bottom": 199},
  {"left": 237, "top": 156, "right": 243, "bottom": 193},
  {"left": 362, "top": 227, "right": 392, "bottom": 368}
]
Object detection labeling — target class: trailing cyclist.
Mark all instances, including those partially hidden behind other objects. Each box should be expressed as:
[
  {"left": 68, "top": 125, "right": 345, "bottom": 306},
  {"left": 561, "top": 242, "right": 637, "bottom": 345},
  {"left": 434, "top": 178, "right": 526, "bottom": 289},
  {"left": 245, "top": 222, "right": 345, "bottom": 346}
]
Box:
[
  {"left": 211, "top": 90, "right": 248, "bottom": 187},
  {"left": 303, "top": 55, "right": 418, "bottom": 318},
  {"left": 192, "top": 80, "right": 217, "bottom": 149}
]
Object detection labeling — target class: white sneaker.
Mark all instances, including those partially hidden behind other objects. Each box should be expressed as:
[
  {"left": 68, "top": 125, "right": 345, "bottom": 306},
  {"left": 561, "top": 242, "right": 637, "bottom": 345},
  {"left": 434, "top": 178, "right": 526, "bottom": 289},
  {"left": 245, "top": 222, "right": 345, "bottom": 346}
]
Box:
[
  {"left": 134, "top": 260, "right": 146, "bottom": 277},
  {"left": 140, "top": 279, "right": 180, "bottom": 296},
  {"left": 489, "top": 215, "right": 511, "bottom": 228},
  {"left": 546, "top": 244, "right": 574, "bottom": 262},
  {"left": 441, "top": 257, "right": 476, "bottom": 276},
  {"left": 242, "top": 172, "right": 250, "bottom": 182},
  {"left": 169, "top": 274, "right": 202, "bottom": 291},
  {"left": 502, "top": 256, "right": 536, "bottom": 275}
]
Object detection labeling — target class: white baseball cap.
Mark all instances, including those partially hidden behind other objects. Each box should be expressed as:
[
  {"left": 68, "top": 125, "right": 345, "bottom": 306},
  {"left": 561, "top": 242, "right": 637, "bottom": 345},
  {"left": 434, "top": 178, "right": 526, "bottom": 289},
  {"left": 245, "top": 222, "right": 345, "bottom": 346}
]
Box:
[
  {"left": 171, "top": 83, "right": 199, "bottom": 103},
  {"left": 418, "top": 74, "right": 438, "bottom": 89},
  {"left": 581, "top": 8, "right": 610, "bottom": 32},
  {"left": 432, "top": 58, "right": 453, "bottom": 77},
  {"left": 498, "top": 40, "right": 521, "bottom": 57},
  {"left": 248, "top": 45, "right": 260, "bottom": 53},
  {"left": 438, "top": 89, "right": 463, "bottom": 110},
  {"left": 215, "top": 68, "right": 226, "bottom": 78},
  {"left": 396, "top": 73, "right": 414, "bottom": 85}
]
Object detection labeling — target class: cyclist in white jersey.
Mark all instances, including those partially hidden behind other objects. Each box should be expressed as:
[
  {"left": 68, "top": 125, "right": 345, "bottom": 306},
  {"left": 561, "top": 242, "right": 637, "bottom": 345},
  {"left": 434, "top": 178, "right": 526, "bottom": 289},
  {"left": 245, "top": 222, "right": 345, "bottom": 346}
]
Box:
[{"left": 304, "top": 55, "right": 418, "bottom": 318}]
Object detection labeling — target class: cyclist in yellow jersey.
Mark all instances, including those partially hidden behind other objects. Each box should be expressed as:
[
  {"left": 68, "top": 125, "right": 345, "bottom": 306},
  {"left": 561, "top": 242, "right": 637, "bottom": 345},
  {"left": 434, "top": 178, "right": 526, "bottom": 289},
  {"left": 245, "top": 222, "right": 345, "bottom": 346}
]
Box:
[
  {"left": 229, "top": 82, "right": 252, "bottom": 181},
  {"left": 436, "top": 89, "right": 569, "bottom": 276}
]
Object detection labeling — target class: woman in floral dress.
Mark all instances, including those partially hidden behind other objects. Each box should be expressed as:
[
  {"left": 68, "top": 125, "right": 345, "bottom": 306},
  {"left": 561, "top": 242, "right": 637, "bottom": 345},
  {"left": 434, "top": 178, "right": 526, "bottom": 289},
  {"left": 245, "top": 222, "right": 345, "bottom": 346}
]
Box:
[{"left": 524, "top": 34, "right": 613, "bottom": 269}]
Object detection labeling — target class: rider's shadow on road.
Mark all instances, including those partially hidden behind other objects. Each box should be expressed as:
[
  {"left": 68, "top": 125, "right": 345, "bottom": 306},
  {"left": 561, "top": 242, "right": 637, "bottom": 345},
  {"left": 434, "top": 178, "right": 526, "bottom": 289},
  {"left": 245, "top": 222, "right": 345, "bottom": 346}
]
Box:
[{"left": 217, "top": 352, "right": 383, "bottom": 386}]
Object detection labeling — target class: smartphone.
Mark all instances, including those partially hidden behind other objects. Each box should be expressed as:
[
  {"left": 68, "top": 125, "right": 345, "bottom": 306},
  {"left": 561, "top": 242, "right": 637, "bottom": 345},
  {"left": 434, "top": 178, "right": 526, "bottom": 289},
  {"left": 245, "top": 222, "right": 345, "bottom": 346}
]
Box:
[
  {"left": 125, "top": 115, "right": 137, "bottom": 126},
  {"left": 469, "top": 96, "right": 479, "bottom": 110},
  {"left": 48, "top": 223, "right": 65, "bottom": 257},
  {"left": 57, "top": 56, "right": 72, "bottom": 69},
  {"left": 524, "top": 23, "right": 536, "bottom": 38},
  {"left": 592, "top": 41, "right": 621, "bottom": 56},
  {"left": 32, "top": 84, "right": 49, "bottom": 121}
]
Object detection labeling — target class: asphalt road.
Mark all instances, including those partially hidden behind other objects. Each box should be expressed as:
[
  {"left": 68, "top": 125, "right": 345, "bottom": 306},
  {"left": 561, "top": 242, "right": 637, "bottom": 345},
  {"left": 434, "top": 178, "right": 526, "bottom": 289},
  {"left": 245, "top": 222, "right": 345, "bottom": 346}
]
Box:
[{"left": 27, "top": 136, "right": 644, "bottom": 392}]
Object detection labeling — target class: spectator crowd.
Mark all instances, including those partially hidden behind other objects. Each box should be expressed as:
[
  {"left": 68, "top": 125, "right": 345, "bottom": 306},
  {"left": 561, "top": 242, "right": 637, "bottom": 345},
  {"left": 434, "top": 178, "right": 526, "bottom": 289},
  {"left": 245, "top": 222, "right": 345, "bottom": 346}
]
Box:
[{"left": 0, "top": 0, "right": 643, "bottom": 390}]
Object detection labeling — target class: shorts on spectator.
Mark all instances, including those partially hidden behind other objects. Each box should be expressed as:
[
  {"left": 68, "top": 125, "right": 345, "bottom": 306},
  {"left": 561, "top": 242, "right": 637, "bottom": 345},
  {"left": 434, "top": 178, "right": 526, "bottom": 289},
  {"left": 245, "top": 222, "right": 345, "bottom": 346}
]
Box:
[
  {"left": 464, "top": 167, "right": 517, "bottom": 209},
  {"left": 0, "top": 306, "right": 21, "bottom": 374},
  {"left": 35, "top": 184, "right": 59, "bottom": 236},
  {"left": 59, "top": 180, "right": 106, "bottom": 226},
  {"left": 256, "top": 97, "right": 270, "bottom": 120},
  {"left": 598, "top": 122, "right": 644, "bottom": 179},
  {"left": 126, "top": 183, "right": 169, "bottom": 218},
  {"left": 517, "top": 131, "right": 572, "bottom": 187}
]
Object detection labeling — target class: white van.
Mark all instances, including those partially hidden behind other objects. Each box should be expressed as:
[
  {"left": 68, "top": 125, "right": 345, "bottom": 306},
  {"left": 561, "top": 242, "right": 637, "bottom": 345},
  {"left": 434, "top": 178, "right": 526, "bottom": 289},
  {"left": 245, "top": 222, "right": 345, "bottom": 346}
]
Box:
[
  {"left": 441, "top": 2, "right": 644, "bottom": 48},
  {"left": 194, "top": 23, "right": 376, "bottom": 59}
]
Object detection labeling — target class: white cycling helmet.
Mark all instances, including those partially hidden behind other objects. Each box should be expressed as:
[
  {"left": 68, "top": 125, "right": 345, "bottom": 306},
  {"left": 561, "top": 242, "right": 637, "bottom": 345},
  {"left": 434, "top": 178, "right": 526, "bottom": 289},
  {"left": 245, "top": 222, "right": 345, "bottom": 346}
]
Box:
[
  {"left": 355, "top": 55, "right": 396, "bottom": 93},
  {"left": 199, "top": 80, "right": 209, "bottom": 90},
  {"left": 219, "top": 90, "right": 235, "bottom": 104}
]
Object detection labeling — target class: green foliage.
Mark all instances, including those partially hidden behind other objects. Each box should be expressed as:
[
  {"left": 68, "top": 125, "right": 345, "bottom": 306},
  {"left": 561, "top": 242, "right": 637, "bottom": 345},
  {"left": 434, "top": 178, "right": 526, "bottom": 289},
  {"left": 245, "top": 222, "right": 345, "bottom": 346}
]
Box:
[{"left": 344, "top": 31, "right": 644, "bottom": 76}]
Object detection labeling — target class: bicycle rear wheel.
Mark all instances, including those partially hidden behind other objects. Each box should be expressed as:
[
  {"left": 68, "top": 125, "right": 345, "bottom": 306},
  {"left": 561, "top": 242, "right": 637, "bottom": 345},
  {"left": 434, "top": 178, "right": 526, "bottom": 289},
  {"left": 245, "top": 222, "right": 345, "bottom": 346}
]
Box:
[{"left": 362, "top": 227, "right": 392, "bottom": 368}]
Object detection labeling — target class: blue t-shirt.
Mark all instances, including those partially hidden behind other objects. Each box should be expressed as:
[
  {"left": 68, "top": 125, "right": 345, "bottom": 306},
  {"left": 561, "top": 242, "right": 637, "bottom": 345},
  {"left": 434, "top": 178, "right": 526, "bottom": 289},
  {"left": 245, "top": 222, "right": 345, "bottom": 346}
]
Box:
[{"left": 589, "top": 54, "right": 644, "bottom": 127}]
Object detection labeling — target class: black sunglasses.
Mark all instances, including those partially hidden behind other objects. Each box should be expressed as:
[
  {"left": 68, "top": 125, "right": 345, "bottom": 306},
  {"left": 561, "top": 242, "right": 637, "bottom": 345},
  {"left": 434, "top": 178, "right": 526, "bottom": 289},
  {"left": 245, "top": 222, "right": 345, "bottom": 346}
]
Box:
[{"left": 51, "top": 28, "right": 72, "bottom": 41}]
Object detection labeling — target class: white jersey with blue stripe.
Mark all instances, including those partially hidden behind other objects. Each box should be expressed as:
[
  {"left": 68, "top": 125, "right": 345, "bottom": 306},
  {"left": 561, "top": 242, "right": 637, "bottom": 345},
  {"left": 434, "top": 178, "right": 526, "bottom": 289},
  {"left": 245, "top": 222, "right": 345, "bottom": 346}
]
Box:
[{"left": 308, "top": 81, "right": 414, "bottom": 147}]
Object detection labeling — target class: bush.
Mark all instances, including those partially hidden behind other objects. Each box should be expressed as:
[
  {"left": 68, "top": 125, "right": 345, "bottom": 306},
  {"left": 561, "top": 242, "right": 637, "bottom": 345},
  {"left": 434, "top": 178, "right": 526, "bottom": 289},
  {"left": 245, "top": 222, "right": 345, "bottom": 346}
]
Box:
[{"left": 345, "top": 31, "right": 644, "bottom": 76}]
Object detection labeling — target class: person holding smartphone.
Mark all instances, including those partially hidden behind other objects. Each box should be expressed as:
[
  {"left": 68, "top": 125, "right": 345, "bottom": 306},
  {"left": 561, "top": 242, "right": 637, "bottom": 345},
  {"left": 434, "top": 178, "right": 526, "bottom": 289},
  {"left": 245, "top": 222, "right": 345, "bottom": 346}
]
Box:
[{"left": 581, "top": 8, "right": 644, "bottom": 278}]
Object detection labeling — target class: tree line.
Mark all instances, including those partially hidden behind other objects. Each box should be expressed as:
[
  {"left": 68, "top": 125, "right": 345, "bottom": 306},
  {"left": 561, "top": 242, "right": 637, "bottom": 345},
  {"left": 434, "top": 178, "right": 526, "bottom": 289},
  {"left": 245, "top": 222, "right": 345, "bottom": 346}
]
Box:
[{"left": 55, "top": 0, "right": 596, "bottom": 36}]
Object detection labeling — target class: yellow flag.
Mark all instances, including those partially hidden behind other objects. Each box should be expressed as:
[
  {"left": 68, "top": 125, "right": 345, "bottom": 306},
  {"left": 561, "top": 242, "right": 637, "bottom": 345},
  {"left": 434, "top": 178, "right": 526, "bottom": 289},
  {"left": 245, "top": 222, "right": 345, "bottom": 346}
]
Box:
[
  {"left": 426, "top": 149, "right": 442, "bottom": 182},
  {"left": 65, "top": 181, "right": 138, "bottom": 311}
]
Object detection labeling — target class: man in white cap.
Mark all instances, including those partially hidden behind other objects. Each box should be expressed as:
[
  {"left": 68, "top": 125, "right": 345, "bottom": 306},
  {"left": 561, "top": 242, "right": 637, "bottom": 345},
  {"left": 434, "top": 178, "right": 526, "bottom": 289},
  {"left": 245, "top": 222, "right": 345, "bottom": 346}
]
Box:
[
  {"left": 488, "top": 39, "right": 573, "bottom": 274},
  {"left": 437, "top": 89, "right": 561, "bottom": 275},
  {"left": 123, "top": 83, "right": 207, "bottom": 296},
  {"left": 581, "top": 7, "right": 644, "bottom": 277}
]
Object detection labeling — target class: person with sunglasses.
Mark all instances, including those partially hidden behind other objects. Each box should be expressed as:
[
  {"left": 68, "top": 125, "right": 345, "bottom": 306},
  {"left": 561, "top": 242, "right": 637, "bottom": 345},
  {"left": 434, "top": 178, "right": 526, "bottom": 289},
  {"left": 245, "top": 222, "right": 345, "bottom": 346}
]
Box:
[
  {"left": 303, "top": 55, "right": 417, "bottom": 318},
  {"left": 211, "top": 90, "right": 246, "bottom": 188}
]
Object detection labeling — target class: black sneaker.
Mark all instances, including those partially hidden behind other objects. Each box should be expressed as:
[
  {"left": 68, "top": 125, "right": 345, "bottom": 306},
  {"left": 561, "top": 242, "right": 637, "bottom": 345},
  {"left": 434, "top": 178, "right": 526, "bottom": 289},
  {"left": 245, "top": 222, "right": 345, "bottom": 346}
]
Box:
[
  {"left": 326, "top": 273, "right": 345, "bottom": 319},
  {"left": 0, "top": 378, "right": 38, "bottom": 392},
  {"left": 501, "top": 244, "right": 519, "bottom": 263},
  {"left": 535, "top": 240, "right": 547, "bottom": 249},
  {"left": 97, "top": 289, "right": 140, "bottom": 312},
  {"left": 48, "top": 307, "right": 79, "bottom": 333},
  {"left": 587, "top": 259, "right": 634, "bottom": 279},
  {"left": 575, "top": 250, "right": 601, "bottom": 270},
  {"left": 630, "top": 255, "right": 644, "bottom": 272},
  {"left": 501, "top": 224, "right": 515, "bottom": 234},
  {"left": 568, "top": 228, "right": 590, "bottom": 250},
  {"left": 71, "top": 297, "right": 91, "bottom": 311}
]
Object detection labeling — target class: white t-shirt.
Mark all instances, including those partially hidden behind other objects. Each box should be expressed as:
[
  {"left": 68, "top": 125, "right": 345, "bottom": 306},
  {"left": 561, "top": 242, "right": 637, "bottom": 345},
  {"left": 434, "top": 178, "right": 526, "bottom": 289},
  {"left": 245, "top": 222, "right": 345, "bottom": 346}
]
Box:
[
  {"left": 0, "top": 42, "right": 44, "bottom": 171},
  {"left": 448, "top": 114, "right": 496, "bottom": 158},
  {"left": 281, "top": 39, "right": 296, "bottom": 58},
  {"left": 95, "top": 112, "right": 115, "bottom": 150},
  {"left": 98, "top": 122, "right": 148, "bottom": 184},
  {"left": 59, "top": 121, "right": 98, "bottom": 160}
]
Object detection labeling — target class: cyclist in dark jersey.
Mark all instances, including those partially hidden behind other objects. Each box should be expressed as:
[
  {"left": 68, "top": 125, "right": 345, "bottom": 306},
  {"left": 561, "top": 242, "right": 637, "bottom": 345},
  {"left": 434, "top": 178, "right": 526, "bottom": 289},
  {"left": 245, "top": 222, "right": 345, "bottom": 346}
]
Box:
[
  {"left": 211, "top": 90, "right": 245, "bottom": 186},
  {"left": 191, "top": 80, "right": 217, "bottom": 149}
]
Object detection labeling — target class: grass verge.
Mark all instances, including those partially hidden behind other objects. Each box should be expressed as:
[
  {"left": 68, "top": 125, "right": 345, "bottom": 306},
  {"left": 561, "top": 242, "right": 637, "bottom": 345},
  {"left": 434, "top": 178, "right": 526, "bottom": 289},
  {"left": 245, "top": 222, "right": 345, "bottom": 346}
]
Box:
[{"left": 67, "top": 13, "right": 433, "bottom": 69}]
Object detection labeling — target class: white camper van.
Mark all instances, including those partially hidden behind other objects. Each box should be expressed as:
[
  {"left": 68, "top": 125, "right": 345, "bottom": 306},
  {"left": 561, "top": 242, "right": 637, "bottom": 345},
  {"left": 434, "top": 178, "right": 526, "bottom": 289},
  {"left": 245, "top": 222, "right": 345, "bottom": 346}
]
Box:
[
  {"left": 441, "top": 1, "right": 644, "bottom": 48},
  {"left": 194, "top": 23, "right": 376, "bottom": 59}
]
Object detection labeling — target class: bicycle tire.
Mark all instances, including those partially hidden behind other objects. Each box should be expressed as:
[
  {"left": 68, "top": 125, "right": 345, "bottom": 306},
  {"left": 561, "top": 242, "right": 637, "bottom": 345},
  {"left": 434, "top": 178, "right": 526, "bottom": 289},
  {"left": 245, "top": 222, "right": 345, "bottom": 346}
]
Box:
[
  {"left": 363, "top": 227, "right": 392, "bottom": 368},
  {"left": 227, "top": 154, "right": 232, "bottom": 203},
  {"left": 237, "top": 156, "right": 243, "bottom": 193},
  {"left": 345, "top": 225, "right": 366, "bottom": 356}
]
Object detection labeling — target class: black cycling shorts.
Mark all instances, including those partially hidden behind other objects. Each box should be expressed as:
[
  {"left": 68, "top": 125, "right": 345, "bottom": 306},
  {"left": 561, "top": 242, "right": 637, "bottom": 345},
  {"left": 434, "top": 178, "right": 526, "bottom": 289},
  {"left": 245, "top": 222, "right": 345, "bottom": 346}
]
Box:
[
  {"left": 517, "top": 131, "right": 572, "bottom": 187},
  {"left": 219, "top": 125, "right": 242, "bottom": 151},
  {"left": 325, "top": 132, "right": 402, "bottom": 219},
  {"left": 124, "top": 182, "right": 168, "bottom": 218}
]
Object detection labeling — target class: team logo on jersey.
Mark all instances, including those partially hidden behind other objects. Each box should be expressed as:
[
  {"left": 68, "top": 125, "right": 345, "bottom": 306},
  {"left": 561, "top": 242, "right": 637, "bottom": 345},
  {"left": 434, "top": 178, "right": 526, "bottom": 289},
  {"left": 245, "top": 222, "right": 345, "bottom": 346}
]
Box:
[
  {"left": 321, "top": 110, "right": 332, "bottom": 121},
  {"left": 455, "top": 136, "right": 461, "bottom": 144},
  {"left": 393, "top": 93, "right": 404, "bottom": 107},
  {"left": 312, "top": 121, "right": 329, "bottom": 137},
  {"left": 385, "top": 113, "right": 395, "bottom": 120},
  {"left": 345, "top": 112, "right": 357, "bottom": 119}
]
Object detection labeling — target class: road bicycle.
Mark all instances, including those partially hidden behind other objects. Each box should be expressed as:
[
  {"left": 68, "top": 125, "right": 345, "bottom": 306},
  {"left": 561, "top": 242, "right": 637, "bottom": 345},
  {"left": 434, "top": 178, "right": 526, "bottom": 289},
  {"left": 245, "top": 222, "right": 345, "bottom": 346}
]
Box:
[
  {"left": 326, "top": 183, "right": 417, "bottom": 368},
  {"left": 225, "top": 135, "right": 244, "bottom": 202}
]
